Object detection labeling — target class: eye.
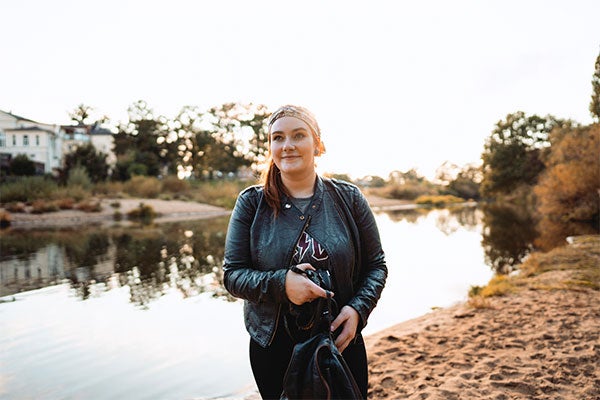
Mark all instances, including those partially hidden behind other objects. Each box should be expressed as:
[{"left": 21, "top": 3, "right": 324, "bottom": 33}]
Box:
[
  {"left": 272, "top": 135, "right": 283, "bottom": 141},
  {"left": 294, "top": 132, "right": 306, "bottom": 139}
]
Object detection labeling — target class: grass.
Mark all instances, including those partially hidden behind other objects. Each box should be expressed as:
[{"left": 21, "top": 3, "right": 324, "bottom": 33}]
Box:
[
  {"left": 469, "top": 235, "right": 600, "bottom": 305},
  {"left": 415, "top": 194, "right": 465, "bottom": 207},
  {"left": 0, "top": 175, "right": 254, "bottom": 215}
]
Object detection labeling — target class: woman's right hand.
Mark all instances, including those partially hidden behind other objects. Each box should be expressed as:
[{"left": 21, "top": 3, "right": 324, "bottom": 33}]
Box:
[{"left": 285, "top": 263, "right": 331, "bottom": 305}]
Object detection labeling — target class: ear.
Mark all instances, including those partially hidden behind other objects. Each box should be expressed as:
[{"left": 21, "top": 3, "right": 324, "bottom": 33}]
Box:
[{"left": 314, "top": 149, "right": 319, "bottom": 156}]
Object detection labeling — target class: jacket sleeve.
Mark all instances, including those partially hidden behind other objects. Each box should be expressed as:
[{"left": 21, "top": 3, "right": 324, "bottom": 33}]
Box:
[
  {"left": 345, "top": 187, "right": 388, "bottom": 329},
  {"left": 222, "top": 189, "right": 289, "bottom": 304}
]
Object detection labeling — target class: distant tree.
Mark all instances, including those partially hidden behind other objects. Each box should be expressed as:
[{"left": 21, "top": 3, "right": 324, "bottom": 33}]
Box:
[
  {"left": 480, "top": 111, "right": 563, "bottom": 197},
  {"left": 113, "top": 100, "right": 171, "bottom": 179},
  {"left": 69, "top": 104, "right": 94, "bottom": 125},
  {"left": 172, "top": 102, "right": 269, "bottom": 179},
  {"left": 534, "top": 123, "right": 599, "bottom": 224},
  {"left": 326, "top": 173, "right": 354, "bottom": 183},
  {"left": 63, "top": 143, "right": 110, "bottom": 183},
  {"left": 590, "top": 51, "right": 600, "bottom": 123},
  {"left": 447, "top": 164, "right": 482, "bottom": 200},
  {"left": 9, "top": 154, "right": 36, "bottom": 176}
]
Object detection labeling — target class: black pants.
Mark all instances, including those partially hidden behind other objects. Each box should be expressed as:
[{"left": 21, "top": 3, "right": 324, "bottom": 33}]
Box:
[{"left": 249, "top": 326, "right": 368, "bottom": 400}]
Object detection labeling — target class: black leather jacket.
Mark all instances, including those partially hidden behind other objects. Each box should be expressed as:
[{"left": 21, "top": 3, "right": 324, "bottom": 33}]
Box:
[{"left": 223, "top": 177, "right": 387, "bottom": 348}]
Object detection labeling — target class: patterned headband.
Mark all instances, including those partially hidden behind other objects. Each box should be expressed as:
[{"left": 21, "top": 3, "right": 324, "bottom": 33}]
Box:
[{"left": 267, "top": 105, "right": 321, "bottom": 138}]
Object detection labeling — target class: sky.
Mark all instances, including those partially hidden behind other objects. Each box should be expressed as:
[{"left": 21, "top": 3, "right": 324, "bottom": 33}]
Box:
[{"left": 1, "top": 0, "right": 598, "bottom": 180}]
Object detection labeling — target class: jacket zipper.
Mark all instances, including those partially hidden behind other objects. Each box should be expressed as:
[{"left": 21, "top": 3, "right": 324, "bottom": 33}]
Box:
[{"left": 267, "top": 214, "right": 312, "bottom": 346}]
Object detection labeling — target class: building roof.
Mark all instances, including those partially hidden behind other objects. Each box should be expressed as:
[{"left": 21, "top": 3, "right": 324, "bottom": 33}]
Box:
[
  {"left": 0, "top": 109, "right": 38, "bottom": 123},
  {"left": 4, "top": 126, "right": 56, "bottom": 134}
]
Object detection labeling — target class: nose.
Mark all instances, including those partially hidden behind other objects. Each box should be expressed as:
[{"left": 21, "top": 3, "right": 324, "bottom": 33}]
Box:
[{"left": 283, "top": 139, "right": 295, "bottom": 151}]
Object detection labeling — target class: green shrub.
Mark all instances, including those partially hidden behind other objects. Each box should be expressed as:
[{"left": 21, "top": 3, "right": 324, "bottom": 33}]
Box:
[
  {"left": 53, "top": 185, "right": 90, "bottom": 202},
  {"left": 67, "top": 166, "right": 92, "bottom": 190},
  {"left": 415, "top": 195, "right": 464, "bottom": 207},
  {"left": 0, "top": 176, "right": 58, "bottom": 203}
]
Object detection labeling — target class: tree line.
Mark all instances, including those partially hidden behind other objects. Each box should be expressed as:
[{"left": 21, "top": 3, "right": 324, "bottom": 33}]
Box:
[{"left": 479, "top": 51, "right": 599, "bottom": 235}]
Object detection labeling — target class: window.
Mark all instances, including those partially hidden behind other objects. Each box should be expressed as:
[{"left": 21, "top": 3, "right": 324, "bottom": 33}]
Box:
[
  {"left": 23, "top": 135, "right": 29, "bottom": 146},
  {"left": 36, "top": 135, "right": 40, "bottom": 146},
  {"left": 0, "top": 131, "right": 5, "bottom": 147},
  {"left": 12, "top": 135, "right": 16, "bottom": 146}
]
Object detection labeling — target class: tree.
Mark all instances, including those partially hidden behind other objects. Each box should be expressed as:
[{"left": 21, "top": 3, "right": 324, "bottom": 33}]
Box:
[
  {"left": 9, "top": 154, "right": 36, "bottom": 176},
  {"left": 69, "top": 104, "right": 94, "bottom": 125},
  {"left": 172, "top": 102, "right": 269, "bottom": 179},
  {"left": 63, "top": 143, "right": 110, "bottom": 183},
  {"left": 447, "top": 164, "right": 482, "bottom": 200},
  {"left": 590, "top": 51, "right": 600, "bottom": 123},
  {"left": 534, "top": 124, "right": 599, "bottom": 224},
  {"left": 113, "top": 100, "right": 171, "bottom": 180},
  {"left": 480, "top": 111, "right": 563, "bottom": 197}
]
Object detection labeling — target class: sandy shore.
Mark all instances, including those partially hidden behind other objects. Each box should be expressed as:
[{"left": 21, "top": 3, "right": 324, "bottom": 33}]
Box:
[
  {"left": 3, "top": 198, "right": 231, "bottom": 228},
  {"left": 2, "top": 194, "right": 408, "bottom": 228},
  {"left": 365, "top": 237, "right": 600, "bottom": 400}
]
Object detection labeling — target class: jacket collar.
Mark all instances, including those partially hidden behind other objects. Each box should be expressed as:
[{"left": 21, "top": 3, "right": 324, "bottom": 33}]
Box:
[{"left": 280, "top": 175, "right": 325, "bottom": 216}]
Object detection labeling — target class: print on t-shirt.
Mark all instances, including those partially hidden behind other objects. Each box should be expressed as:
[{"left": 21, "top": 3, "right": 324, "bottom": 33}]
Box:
[{"left": 294, "top": 231, "right": 329, "bottom": 263}]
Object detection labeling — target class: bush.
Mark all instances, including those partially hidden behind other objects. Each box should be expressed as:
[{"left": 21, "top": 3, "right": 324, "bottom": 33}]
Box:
[
  {"left": 415, "top": 195, "right": 464, "bottom": 207},
  {"left": 67, "top": 166, "right": 92, "bottom": 190},
  {"left": 4, "top": 202, "right": 26, "bottom": 213},
  {"left": 124, "top": 176, "right": 162, "bottom": 198},
  {"left": 126, "top": 202, "right": 157, "bottom": 222},
  {"left": 0, "top": 176, "right": 58, "bottom": 203},
  {"left": 31, "top": 200, "right": 59, "bottom": 214},
  {"left": 76, "top": 199, "right": 102, "bottom": 212},
  {"left": 189, "top": 179, "right": 250, "bottom": 209},
  {"left": 93, "top": 181, "right": 125, "bottom": 197},
  {"left": 162, "top": 175, "right": 190, "bottom": 193},
  {"left": 0, "top": 210, "right": 11, "bottom": 228},
  {"left": 55, "top": 198, "right": 75, "bottom": 210},
  {"left": 53, "top": 185, "right": 90, "bottom": 202}
]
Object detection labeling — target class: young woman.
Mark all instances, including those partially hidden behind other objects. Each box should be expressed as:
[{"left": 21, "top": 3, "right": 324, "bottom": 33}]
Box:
[{"left": 223, "top": 105, "right": 387, "bottom": 399}]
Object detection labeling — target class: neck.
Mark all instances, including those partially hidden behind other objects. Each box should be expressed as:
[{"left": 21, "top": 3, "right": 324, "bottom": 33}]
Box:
[{"left": 281, "top": 170, "right": 317, "bottom": 198}]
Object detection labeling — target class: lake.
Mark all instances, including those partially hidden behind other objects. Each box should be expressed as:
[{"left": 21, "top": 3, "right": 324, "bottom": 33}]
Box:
[{"left": 0, "top": 204, "right": 580, "bottom": 399}]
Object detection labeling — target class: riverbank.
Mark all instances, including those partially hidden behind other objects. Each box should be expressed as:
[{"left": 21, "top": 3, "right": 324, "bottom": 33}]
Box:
[
  {"left": 1, "top": 194, "right": 411, "bottom": 228},
  {"left": 1, "top": 198, "right": 231, "bottom": 228},
  {"left": 365, "top": 235, "right": 600, "bottom": 399}
]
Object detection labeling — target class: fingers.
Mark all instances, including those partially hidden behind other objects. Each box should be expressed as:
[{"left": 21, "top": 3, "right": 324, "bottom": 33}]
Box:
[
  {"left": 331, "top": 306, "right": 360, "bottom": 353},
  {"left": 295, "top": 263, "right": 316, "bottom": 272}
]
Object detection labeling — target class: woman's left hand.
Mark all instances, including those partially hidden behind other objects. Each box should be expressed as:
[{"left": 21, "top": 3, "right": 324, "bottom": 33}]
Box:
[{"left": 330, "top": 305, "right": 360, "bottom": 353}]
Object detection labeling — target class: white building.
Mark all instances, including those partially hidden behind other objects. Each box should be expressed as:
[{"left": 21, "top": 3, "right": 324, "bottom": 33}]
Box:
[
  {"left": 0, "top": 110, "right": 63, "bottom": 174},
  {"left": 0, "top": 110, "right": 116, "bottom": 175},
  {"left": 62, "top": 123, "right": 116, "bottom": 168}
]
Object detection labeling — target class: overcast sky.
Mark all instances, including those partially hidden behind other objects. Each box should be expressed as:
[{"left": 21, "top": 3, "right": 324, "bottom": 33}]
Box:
[{"left": 1, "top": 0, "right": 598, "bottom": 179}]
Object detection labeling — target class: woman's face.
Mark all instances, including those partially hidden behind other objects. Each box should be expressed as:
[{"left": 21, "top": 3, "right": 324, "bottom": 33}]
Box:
[{"left": 270, "top": 116, "right": 318, "bottom": 178}]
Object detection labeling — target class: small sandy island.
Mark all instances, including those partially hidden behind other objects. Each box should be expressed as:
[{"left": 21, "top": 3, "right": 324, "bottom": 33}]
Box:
[
  {"left": 2, "top": 194, "right": 407, "bottom": 228},
  {"left": 3, "top": 198, "right": 231, "bottom": 228}
]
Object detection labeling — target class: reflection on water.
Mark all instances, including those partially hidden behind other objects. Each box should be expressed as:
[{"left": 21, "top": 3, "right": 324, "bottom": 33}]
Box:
[
  {"left": 2, "top": 204, "right": 596, "bottom": 302},
  {"left": 0, "top": 217, "right": 233, "bottom": 303}
]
